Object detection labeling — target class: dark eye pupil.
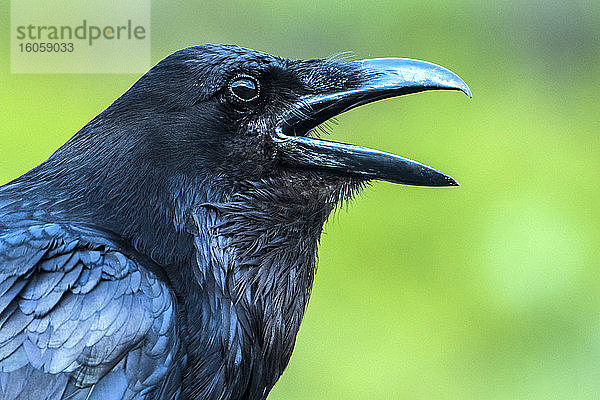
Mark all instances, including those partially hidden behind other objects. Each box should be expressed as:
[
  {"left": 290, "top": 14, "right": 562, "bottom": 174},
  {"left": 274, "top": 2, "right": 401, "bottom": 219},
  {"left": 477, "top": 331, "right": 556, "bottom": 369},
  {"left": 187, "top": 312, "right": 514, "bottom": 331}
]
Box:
[{"left": 230, "top": 78, "right": 259, "bottom": 102}]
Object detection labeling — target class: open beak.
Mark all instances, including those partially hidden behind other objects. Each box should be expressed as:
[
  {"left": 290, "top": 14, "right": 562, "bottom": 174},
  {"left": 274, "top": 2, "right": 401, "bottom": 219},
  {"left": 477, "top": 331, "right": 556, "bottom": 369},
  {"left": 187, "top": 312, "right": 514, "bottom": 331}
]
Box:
[{"left": 272, "top": 58, "right": 471, "bottom": 186}]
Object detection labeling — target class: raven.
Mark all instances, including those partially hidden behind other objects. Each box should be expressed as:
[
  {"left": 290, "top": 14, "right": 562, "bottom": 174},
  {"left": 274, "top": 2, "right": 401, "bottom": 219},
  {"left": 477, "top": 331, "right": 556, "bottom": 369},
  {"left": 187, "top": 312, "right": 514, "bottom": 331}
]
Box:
[{"left": 0, "top": 45, "right": 470, "bottom": 400}]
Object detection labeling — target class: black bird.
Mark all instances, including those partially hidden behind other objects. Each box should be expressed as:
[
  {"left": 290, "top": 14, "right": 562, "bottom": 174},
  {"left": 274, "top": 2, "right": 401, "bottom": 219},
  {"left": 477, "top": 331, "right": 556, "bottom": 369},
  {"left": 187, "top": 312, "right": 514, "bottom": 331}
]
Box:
[{"left": 0, "top": 45, "right": 470, "bottom": 400}]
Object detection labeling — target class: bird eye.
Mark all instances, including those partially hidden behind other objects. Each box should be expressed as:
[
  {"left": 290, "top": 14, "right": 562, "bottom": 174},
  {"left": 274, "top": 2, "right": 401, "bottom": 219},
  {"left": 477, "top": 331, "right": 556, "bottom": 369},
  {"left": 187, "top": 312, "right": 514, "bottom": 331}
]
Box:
[{"left": 228, "top": 75, "right": 260, "bottom": 103}]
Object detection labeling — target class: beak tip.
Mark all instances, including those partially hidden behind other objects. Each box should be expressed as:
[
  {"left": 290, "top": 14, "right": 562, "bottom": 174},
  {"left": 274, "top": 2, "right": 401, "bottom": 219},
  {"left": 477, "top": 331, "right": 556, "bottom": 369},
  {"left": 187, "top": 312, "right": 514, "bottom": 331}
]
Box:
[
  {"left": 448, "top": 74, "right": 471, "bottom": 99},
  {"left": 411, "top": 168, "right": 460, "bottom": 187},
  {"left": 461, "top": 84, "right": 472, "bottom": 99},
  {"left": 440, "top": 174, "right": 460, "bottom": 187}
]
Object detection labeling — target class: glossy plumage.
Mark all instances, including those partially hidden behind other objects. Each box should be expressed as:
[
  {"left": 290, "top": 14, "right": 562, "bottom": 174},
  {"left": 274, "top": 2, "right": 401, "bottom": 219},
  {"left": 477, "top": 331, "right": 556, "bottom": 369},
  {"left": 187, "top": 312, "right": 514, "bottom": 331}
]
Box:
[
  {"left": 0, "top": 44, "right": 469, "bottom": 399},
  {"left": 0, "top": 45, "right": 352, "bottom": 399},
  {"left": 0, "top": 220, "right": 180, "bottom": 399}
]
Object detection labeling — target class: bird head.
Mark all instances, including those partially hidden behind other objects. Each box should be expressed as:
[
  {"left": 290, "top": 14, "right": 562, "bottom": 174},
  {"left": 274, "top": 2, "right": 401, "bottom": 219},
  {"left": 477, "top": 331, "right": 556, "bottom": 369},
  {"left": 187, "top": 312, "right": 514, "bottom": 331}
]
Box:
[
  {"left": 97, "top": 44, "right": 470, "bottom": 206},
  {"left": 35, "top": 44, "right": 470, "bottom": 262}
]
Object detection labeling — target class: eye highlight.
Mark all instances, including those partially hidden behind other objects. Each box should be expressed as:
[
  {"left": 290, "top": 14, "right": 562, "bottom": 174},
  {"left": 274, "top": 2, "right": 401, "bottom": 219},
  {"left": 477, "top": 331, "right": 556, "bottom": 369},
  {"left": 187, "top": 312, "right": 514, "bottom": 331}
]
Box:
[{"left": 228, "top": 74, "right": 261, "bottom": 103}]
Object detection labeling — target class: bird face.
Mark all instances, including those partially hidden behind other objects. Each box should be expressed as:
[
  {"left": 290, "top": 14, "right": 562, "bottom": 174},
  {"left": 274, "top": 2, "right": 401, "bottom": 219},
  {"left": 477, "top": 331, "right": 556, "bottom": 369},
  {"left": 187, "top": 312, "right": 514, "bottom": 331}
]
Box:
[{"left": 114, "top": 44, "right": 470, "bottom": 201}]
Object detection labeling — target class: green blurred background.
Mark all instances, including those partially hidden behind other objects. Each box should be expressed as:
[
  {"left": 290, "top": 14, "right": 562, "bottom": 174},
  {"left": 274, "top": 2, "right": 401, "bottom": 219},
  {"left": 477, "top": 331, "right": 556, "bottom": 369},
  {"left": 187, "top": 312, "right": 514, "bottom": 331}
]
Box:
[{"left": 1, "top": 1, "right": 599, "bottom": 398}]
